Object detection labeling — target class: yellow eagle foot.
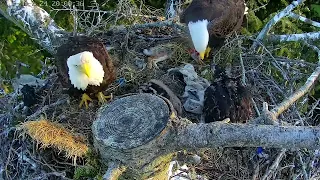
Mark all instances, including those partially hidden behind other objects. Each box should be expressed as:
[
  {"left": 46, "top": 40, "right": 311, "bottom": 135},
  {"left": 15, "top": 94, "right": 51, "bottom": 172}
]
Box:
[
  {"left": 79, "top": 93, "right": 93, "bottom": 109},
  {"left": 96, "top": 92, "right": 113, "bottom": 105}
]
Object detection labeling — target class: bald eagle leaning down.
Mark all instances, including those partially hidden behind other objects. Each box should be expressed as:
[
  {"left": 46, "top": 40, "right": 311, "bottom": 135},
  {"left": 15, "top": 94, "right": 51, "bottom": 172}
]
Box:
[
  {"left": 55, "top": 36, "right": 116, "bottom": 108},
  {"left": 180, "top": 0, "right": 248, "bottom": 61}
]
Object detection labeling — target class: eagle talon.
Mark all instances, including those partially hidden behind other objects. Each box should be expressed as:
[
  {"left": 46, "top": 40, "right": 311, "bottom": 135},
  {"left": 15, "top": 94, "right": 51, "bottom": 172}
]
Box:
[
  {"left": 79, "top": 93, "right": 92, "bottom": 109},
  {"left": 96, "top": 92, "right": 113, "bottom": 105},
  {"left": 197, "top": 59, "right": 205, "bottom": 65},
  {"left": 205, "top": 47, "right": 211, "bottom": 59}
]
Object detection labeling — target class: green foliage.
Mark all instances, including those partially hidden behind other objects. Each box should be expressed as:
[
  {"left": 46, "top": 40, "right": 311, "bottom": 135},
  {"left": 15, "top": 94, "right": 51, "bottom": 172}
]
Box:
[
  {"left": 1, "top": 0, "right": 320, "bottom": 81},
  {"left": 310, "top": 3, "right": 320, "bottom": 21},
  {"left": 74, "top": 165, "right": 99, "bottom": 179},
  {"left": 242, "top": 11, "right": 264, "bottom": 34},
  {"left": 33, "top": 0, "right": 120, "bottom": 31},
  {"left": 145, "top": 0, "right": 165, "bottom": 8},
  {"left": 0, "top": 16, "right": 47, "bottom": 80},
  {"left": 73, "top": 149, "right": 103, "bottom": 180}
]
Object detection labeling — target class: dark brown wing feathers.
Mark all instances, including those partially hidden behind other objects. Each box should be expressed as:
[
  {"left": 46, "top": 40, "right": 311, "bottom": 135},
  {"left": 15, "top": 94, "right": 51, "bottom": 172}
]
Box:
[
  {"left": 203, "top": 65, "right": 253, "bottom": 123},
  {"left": 55, "top": 36, "right": 116, "bottom": 96},
  {"left": 180, "top": 0, "right": 246, "bottom": 48}
]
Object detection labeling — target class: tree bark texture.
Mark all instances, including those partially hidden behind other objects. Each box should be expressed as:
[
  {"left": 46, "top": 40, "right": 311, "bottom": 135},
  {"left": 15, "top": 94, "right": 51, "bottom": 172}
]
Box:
[
  {"left": 0, "top": 0, "right": 69, "bottom": 54},
  {"left": 92, "top": 93, "right": 175, "bottom": 179},
  {"left": 92, "top": 93, "right": 320, "bottom": 178}
]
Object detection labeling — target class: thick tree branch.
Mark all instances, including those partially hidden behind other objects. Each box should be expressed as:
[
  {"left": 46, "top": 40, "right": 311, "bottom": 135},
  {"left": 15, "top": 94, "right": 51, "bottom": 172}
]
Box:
[
  {"left": 165, "top": 0, "right": 176, "bottom": 19},
  {"left": 288, "top": 12, "right": 320, "bottom": 28},
  {"left": 174, "top": 121, "right": 320, "bottom": 150},
  {"left": 270, "top": 66, "right": 320, "bottom": 118},
  {"left": 267, "top": 32, "right": 320, "bottom": 42},
  {"left": 0, "top": 0, "right": 69, "bottom": 54},
  {"left": 269, "top": 43, "right": 320, "bottom": 119},
  {"left": 93, "top": 94, "right": 320, "bottom": 176}
]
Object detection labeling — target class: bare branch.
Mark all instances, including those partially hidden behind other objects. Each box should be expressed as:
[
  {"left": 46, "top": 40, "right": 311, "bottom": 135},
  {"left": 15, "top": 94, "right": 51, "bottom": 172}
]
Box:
[
  {"left": 252, "top": 0, "right": 305, "bottom": 49},
  {"left": 175, "top": 122, "right": 320, "bottom": 149},
  {"left": 267, "top": 32, "right": 320, "bottom": 43},
  {"left": 0, "top": 0, "right": 69, "bottom": 54},
  {"left": 261, "top": 149, "right": 287, "bottom": 180},
  {"left": 129, "top": 20, "right": 187, "bottom": 33},
  {"left": 26, "top": 97, "right": 69, "bottom": 120},
  {"left": 270, "top": 67, "right": 320, "bottom": 118},
  {"left": 288, "top": 12, "right": 320, "bottom": 28},
  {"left": 238, "top": 40, "right": 261, "bottom": 116},
  {"left": 270, "top": 43, "right": 320, "bottom": 119},
  {"left": 297, "top": 151, "right": 309, "bottom": 180}
]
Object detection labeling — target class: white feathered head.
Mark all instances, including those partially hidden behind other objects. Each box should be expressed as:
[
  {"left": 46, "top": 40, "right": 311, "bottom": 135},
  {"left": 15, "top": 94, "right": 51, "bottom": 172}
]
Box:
[{"left": 67, "top": 51, "right": 105, "bottom": 90}]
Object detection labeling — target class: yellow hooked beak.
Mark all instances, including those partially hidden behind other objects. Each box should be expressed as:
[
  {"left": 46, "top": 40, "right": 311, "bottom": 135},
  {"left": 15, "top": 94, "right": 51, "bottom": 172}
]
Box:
[
  {"left": 199, "top": 51, "right": 205, "bottom": 60},
  {"left": 81, "top": 63, "right": 91, "bottom": 77}
]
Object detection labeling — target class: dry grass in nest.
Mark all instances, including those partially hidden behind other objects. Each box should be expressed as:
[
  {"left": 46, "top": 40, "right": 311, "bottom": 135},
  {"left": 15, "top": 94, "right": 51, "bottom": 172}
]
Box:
[
  {"left": 2, "top": 17, "right": 319, "bottom": 179},
  {"left": 107, "top": 32, "right": 193, "bottom": 95},
  {"left": 17, "top": 119, "right": 89, "bottom": 164}
]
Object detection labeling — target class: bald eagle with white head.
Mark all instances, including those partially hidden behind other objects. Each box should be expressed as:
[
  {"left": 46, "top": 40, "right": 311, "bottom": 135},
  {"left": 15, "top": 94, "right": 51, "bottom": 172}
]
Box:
[
  {"left": 55, "top": 36, "right": 116, "bottom": 108},
  {"left": 180, "top": 0, "right": 248, "bottom": 61}
]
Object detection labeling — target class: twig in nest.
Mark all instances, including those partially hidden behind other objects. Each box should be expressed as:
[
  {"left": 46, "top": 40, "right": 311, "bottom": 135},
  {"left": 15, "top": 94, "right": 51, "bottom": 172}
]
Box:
[
  {"left": 129, "top": 20, "right": 187, "bottom": 34},
  {"left": 26, "top": 97, "right": 69, "bottom": 120},
  {"left": 297, "top": 151, "right": 309, "bottom": 180},
  {"left": 270, "top": 45, "right": 320, "bottom": 119},
  {"left": 261, "top": 149, "right": 287, "bottom": 180},
  {"left": 238, "top": 39, "right": 260, "bottom": 116}
]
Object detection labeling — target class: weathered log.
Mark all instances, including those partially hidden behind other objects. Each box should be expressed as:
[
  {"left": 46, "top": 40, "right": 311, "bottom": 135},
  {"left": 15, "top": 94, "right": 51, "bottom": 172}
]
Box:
[
  {"left": 92, "top": 93, "right": 320, "bottom": 178},
  {"left": 0, "top": 0, "right": 69, "bottom": 54},
  {"left": 92, "top": 93, "right": 175, "bottom": 179}
]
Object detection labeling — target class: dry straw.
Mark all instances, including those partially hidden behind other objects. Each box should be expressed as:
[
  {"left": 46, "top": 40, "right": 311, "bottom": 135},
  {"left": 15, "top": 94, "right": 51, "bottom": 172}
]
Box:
[{"left": 17, "top": 119, "right": 89, "bottom": 164}]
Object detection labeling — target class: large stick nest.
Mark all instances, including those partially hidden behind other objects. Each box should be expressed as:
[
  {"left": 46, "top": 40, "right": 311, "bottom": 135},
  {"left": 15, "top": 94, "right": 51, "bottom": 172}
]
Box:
[{"left": 1, "top": 1, "right": 320, "bottom": 179}]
